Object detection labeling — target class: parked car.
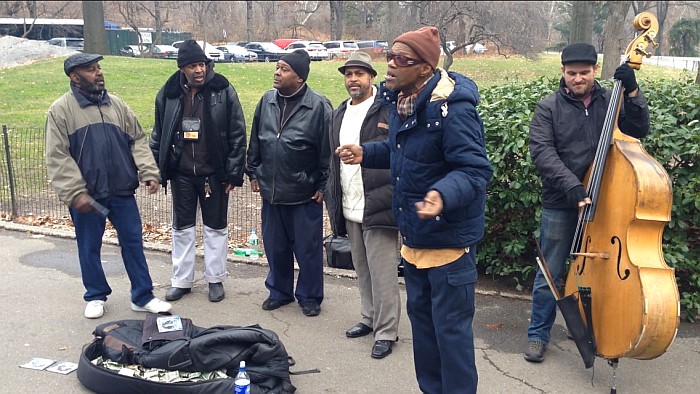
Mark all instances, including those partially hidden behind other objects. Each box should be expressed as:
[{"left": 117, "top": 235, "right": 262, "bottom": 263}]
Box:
[
  {"left": 466, "top": 43, "right": 488, "bottom": 54},
  {"left": 322, "top": 40, "right": 358, "bottom": 60},
  {"left": 216, "top": 45, "right": 258, "bottom": 63},
  {"left": 47, "top": 37, "right": 84, "bottom": 52},
  {"left": 244, "top": 42, "right": 289, "bottom": 62},
  {"left": 119, "top": 45, "right": 143, "bottom": 57},
  {"left": 149, "top": 45, "right": 178, "bottom": 60},
  {"left": 356, "top": 40, "right": 388, "bottom": 55},
  {"left": 172, "top": 40, "right": 223, "bottom": 62},
  {"left": 273, "top": 39, "right": 300, "bottom": 51},
  {"left": 284, "top": 41, "right": 329, "bottom": 61}
]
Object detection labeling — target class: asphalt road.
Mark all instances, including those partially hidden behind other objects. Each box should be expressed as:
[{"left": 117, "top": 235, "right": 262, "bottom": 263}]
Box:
[{"left": 1, "top": 224, "right": 698, "bottom": 394}]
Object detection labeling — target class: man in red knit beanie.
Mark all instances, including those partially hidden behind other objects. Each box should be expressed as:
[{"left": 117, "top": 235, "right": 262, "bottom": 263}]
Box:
[{"left": 336, "top": 25, "right": 491, "bottom": 394}]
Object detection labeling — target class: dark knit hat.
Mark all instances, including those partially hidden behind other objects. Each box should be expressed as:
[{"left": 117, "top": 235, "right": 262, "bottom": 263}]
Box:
[
  {"left": 561, "top": 43, "right": 598, "bottom": 65},
  {"left": 280, "top": 49, "right": 310, "bottom": 81},
  {"left": 177, "top": 40, "right": 209, "bottom": 68},
  {"left": 338, "top": 52, "right": 377, "bottom": 77},
  {"left": 64, "top": 53, "right": 103, "bottom": 76},
  {"left": 394, "top": 26, "right": 441, "bottom": 69}
]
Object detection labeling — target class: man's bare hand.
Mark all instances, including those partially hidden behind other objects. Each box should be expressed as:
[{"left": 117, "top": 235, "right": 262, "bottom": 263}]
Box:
[
  {"left": 336, "top": 144, "right": 363, "bottom": 165},
  {"left": 71, "top": 193, "right": 94, "bottom": 213},
  {"left": 250, "top": 179, "right": 260, "bottom": 192},
  {"left": 311, "top": 191, "right": 324, "bottom": 204},
  {"left": 225, "top": 183, "right": 234, "bottom": 193},
  {"left": 142, "top": 180, "right": 159, "bottom": 194},
  {"left": 415, "top": 190, "right": 444, "bottom": 219}
]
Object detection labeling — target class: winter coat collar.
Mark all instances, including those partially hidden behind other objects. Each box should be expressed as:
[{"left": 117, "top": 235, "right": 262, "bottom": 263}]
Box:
[{"left": 162, "top": 66, "right": 230, "bottom": 99}]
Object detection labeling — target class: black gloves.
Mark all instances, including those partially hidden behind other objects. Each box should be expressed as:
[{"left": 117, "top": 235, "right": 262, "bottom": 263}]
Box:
[
  {"left": 566, "top": 185, "right": 588, "bottom": 208},
  {"left": 614, "top": 63, "right": 638, "bottom": 94}
]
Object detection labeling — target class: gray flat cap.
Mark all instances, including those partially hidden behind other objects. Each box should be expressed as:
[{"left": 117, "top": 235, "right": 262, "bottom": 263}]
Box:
[{"left": 64, "top": 53, "right": 103, "bottom": 76}]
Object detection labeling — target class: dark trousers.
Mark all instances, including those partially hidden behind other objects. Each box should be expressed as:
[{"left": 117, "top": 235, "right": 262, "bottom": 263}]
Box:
[
  {"left": 171, "top": 172, "right": 229, "bottom": 230},
  {"left": 404, "top": 249, "right": 478, "bottom": 394},
  {"left": 69, "top": 195, "right": 155, "bottom": 306},
  {"left": 261, "top": 199, "right": 324, "bottom": 304}
]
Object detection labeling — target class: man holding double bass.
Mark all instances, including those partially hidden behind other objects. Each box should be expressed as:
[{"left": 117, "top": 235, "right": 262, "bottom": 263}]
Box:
[{"left": 524, "top": 42, "right": 650, "bottom": 363}]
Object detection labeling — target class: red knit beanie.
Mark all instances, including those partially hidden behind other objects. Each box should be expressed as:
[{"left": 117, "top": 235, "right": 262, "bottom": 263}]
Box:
[{"left": 394, "top": 26, "right": 441, "bottom": 69}]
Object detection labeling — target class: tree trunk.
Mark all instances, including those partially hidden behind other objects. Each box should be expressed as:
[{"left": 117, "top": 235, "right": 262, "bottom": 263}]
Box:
[
  {"left": 246, "top": 0, "right": 253, "bottom": 41},
  {"left": 570, "top": 1, "right": 594, "bottom": 44},
  {"left": 601, "top": 2, "right": 630, "bottom": 80},
  {"left": 27, "top": 0, "right": 36, "bottom": 18},
  {"left": 654, "top": 0, "right": 668, "bottom": 55},
  {"left": 329, "top": 1, "right": 343, "bottom": 40},
  {"left": 695, "top": 66, "right": 700, "bottom": 85},
  {"left": 82, "top": 0, "right": 108, "bottom": 55}
]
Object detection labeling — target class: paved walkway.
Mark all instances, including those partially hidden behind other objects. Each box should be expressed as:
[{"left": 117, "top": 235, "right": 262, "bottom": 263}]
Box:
[{"left": 1, "top": 223, "right": 698, "bottom": 393}]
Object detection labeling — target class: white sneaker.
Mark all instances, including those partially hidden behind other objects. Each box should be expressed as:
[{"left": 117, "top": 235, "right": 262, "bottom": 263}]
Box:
[
  {"left": 85, "top": 300, "right": 105, "bottom": 319},
  {"left": 130, "top": 298, "right": 172, "bottom": 313}
]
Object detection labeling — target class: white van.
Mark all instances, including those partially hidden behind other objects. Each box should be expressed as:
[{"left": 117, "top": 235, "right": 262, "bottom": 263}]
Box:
[{"left": 47, "top": 37, "right": 84, "bottom": 52}]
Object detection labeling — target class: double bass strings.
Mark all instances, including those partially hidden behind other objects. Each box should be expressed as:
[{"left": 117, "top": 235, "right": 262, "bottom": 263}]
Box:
[{"left": 569, "top": 69, "right": 627, "bottom": 259}]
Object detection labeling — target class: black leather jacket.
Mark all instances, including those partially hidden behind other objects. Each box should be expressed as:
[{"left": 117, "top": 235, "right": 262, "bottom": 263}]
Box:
[
  {"left": 150, "top": 67, "right": 247, "bottom": 187},
  {"left": 246, "top": 85, "right": 332, "bottom": 204},
  {"left": 529, "top": 79, "right": 650, "bottom": 209},
  {"left": 325, "top": 92, "right": 396, "bottom": 236}
]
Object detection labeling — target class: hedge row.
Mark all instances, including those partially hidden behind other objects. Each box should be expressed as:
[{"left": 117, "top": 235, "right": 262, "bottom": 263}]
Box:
[{"left": 478, "top": 75, "right": 700, "bottom": 321}]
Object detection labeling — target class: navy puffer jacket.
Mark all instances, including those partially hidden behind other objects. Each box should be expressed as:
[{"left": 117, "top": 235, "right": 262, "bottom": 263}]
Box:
[{"left": 363, "top": 69, "right": 492, "bottom": 249}]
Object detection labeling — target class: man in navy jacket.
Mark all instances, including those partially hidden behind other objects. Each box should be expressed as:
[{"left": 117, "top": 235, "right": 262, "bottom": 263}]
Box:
[{"left": 337, "top": 27, "right": 492, "bottom": 394}]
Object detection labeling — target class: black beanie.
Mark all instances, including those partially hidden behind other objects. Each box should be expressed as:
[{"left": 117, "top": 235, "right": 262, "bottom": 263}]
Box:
[
  {"left": 280, "top": 49, "right": 310, "bottom": 81},
  {"left": 177, "top": 40, "right": 209, "bottom": 68}
]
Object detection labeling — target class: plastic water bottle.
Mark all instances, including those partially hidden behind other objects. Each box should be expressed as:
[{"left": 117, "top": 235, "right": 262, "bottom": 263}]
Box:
[
  {"left": 234, "top": 360, "right": 250, "bottom": 394},
  {"left": 248, "top": 228, "right": 259, "bottom": 260}
]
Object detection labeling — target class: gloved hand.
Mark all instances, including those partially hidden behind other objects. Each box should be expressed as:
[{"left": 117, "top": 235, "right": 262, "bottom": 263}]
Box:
[
  {"left": 566, "top": 185, "right": 588, "bottom": 208},
  {"left": 614, "top": 63, "right": 638, "bottom": 94}
]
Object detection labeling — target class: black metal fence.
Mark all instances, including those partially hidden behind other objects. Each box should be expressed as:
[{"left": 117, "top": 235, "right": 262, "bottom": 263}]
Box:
[{"left": 1, "top": 125, "right": 332, "bottom": 247}]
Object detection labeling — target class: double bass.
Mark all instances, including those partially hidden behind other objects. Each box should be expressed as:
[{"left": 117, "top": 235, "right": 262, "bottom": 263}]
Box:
[{"left": 564, "top": 11, "right": 679, "bottom": 363}]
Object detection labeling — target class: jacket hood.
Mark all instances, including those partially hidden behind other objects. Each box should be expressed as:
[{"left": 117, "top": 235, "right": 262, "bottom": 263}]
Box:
[{"left": 162, "top": 65, "right": 230, "bottom": 99}]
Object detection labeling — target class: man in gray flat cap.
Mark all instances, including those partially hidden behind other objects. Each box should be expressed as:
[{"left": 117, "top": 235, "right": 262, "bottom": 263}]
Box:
[
  {"left": 325, "top": 51, "right": 400, "bottom": 359},
  {"left": 46, "top": 53, "right": 172, "bottom": 319}
]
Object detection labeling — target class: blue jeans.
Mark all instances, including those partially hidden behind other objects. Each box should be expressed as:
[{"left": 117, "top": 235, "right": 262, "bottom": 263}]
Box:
[
  {"left": 404, "top": 249, "right": 478, "bottom": 394},
  {"left": 69, "top": 195, "right": 155, "bottom": 306},
  {"left": 527, "top": 208, "right": 578, "bottom": 344}
]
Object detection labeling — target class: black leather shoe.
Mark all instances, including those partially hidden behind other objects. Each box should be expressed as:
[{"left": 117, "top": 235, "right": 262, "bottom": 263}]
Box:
[
  {"left": 262, "top": 298, "right": 291, "bottom": 311},
  {"left": 300, "top": 301, "right": 321, "bottom": 317},
  {"left": 208, "top": 283, "right": 225, "bottom": 302},
  {"left": 371, "top": 340, "right": 393, "bottom": 359},
  {"left": 165, "top": 287, "right": 191, "bottom": 301},
  {"left": 346, "top": 323, "right": 373, "bottom": 338}
]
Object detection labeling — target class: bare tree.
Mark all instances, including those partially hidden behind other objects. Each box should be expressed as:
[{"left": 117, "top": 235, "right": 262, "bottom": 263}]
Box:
[
  {"left": 138, "top": 1, "right": 174, "bottom": 46},
  {"left": 601, "top": 1, "right": 632, "bottom": 80},
  {"left": 570, "top": 1, "right": 595, "bottom": 44},
  {"left": 407, "top": 1, "right": 550, "bottom": 70},
  {"left": 116, "top": 1, "right": 148, "bottom": 53},
  {"left": 329, "top": 0, "right": 343, "bottom": 40},
  {"left": 82, "top": 0, "right": 108, "bottom": 54},
  {"left": 246, "top": 0, "right": 254, "bottom": 41}
]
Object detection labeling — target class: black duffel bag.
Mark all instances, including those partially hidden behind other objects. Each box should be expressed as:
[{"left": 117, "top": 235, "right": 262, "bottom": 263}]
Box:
[{"left": 323, "top": 234, "right": 354, "bottom": 270}]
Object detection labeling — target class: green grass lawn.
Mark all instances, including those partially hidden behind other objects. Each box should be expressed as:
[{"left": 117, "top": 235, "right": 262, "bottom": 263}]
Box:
[{"left": 0, "top": 53, "right": 689, "bottom": 132}]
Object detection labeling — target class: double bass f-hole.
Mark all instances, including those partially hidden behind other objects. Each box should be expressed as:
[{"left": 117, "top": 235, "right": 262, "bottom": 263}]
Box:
[{"left": 611, "top": 236, "right": 630, "bottom": 281}]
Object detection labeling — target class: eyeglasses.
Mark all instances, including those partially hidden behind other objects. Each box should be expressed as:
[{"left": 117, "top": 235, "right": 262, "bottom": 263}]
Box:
[{"left": 386, "top": 52, "right": 424, "bottom": 67}]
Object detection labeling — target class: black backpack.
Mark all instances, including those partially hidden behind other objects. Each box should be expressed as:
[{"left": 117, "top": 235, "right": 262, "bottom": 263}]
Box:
[{"left": 77, "top": 314, "right": 296, "bottom": 394}]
